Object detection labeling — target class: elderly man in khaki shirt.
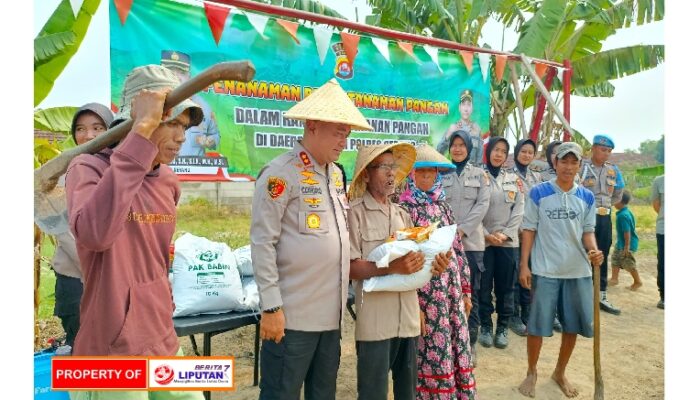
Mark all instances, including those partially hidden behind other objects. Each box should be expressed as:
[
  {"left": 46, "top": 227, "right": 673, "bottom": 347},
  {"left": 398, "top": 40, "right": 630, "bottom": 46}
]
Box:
[
  {"left": 250, "top": 79, "right": 372, "bottom": 400},
  {"left": 347, "top": 143, "right": 451, "bottom": 400}
]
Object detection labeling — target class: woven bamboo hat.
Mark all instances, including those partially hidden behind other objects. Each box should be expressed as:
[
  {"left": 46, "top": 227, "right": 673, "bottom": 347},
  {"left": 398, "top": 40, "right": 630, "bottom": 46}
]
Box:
[
  {"left": 348, "top": 142, "right": 416, "bottom": 200},
  {"left": 413, "top": 144, "right": 456, "bottom": 171},
  {"left": 283, "top": 78, "right": 373, "bottom": 131}
]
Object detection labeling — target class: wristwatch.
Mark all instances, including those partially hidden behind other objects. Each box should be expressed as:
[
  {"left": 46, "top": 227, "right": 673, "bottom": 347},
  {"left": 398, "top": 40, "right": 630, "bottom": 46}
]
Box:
[{"left": 263, "top": 306, "right": 282, "bottom": 314}]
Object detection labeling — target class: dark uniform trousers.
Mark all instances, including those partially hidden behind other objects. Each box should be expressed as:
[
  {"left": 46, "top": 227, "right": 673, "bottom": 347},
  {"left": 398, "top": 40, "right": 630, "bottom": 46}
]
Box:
[
  {"left": 53, "top": 272, "right": 84, "bottom": 347},
  {"left": 465, "top": 251, "right": 483, "bottom": 343},
  {"left": 479, "top": 246, "right": 516, "bottom": 329},
  {"left": 259, "top": 329, "right": 341, "bottom": 400},
  {"left": 356, "top": 337, "right": 418, "bottom": 400},
  {"left": 595, "top": 214, "right": 613, "bottom": 292},
  {"left": 511, "top": 247, "right": 531, "bottom": 323}
]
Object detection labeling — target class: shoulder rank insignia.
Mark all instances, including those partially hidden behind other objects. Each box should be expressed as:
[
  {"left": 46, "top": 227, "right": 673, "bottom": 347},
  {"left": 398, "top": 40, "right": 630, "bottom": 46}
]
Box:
[
  {"left": 483, "top": 171, "right": 491, "bottom": 186},
  {"left": 299, "top": 151, "right": 312, "bottom": 167},
  {"left": 516, "top": 178, "right": 524, "bottom": 193},
  {"left": 267, "top": 176, "right": 287, "bottom": 200}
]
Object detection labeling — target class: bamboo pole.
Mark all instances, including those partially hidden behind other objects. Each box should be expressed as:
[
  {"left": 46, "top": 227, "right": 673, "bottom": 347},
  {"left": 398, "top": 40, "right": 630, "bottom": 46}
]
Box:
[
  {"left": 34, "top": 224, "right": 42, "bottom": 349},
  {"left": 593, "top": 261, "right": 605, "bottom": 399},
  {"left": 520, "top": 54, "right": 576, "bottom": 139},
  {"left": 509, "top": 63, "right": 529, "bottom": 140}
]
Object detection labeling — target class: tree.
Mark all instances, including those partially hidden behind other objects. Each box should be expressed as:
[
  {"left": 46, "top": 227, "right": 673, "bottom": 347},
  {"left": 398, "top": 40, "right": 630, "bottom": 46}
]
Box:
[{"left": 363, "top": 0, "right": 664, "bottom": 148}]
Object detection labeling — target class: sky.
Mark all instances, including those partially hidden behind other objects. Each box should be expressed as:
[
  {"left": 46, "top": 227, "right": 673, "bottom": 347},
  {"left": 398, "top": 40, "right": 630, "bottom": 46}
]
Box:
[{"left": 35, "top": 0, "right": 664, "bottom": 152}]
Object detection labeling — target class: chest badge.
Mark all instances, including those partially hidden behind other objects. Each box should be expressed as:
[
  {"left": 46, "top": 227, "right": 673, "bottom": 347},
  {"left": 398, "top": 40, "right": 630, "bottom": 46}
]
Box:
[
  {"left": 300, "top": 170, "right": 319, "bottom": 185},
  {"left": 306, "top": 213, "right": 321, "bottom": 229}
]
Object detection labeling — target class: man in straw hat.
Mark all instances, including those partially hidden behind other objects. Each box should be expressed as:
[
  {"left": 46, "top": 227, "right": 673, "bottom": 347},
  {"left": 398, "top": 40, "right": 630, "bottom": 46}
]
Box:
[
  {"left": 250, "top": 78, "right": 371, "bottom": 399},
  {"left": 65, "top": 65, "right": 204, "bottom": 399},
  {"left": 347, "top": 143, "right": 451, "bottom": 400},
  {"left": 518, "top": 142, "right": 604, "bottom": 398}
]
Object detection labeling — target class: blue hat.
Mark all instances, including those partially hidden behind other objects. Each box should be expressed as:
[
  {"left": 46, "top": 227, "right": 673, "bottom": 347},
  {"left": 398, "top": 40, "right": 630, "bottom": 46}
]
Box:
[
  {"left": 161, "top": 50, "right": 191, "bottom": 72},
  {"left": 593, "top": 134, "right": 615, "bottom": 149}
]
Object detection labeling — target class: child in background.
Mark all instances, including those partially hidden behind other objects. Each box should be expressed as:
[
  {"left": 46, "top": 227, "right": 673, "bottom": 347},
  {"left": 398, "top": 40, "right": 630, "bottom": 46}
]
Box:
[{"left": 610, "top": 190, "right": 642, "bottom": 290}]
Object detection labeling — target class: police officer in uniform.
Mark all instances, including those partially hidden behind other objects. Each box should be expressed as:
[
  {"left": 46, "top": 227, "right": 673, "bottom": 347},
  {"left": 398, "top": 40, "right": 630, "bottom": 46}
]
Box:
[
  {"left": 436, "top": 90, "right": 485, "bottom": 165},
  {"left": 579, "top": 134, "right": 625, "bottom": 315},
  {"left": 161, "top": 50, "right": 220, "bottom": 157},
  {"left": 441, "top": 130, "right": 490, "bottom": 365},
  {"left": 250, "top": 79, "right": 373, "bottom": 399}
]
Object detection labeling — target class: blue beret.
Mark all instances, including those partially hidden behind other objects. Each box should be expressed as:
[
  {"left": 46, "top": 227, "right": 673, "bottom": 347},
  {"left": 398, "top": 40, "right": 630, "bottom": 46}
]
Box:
[{"left": 593, "top": 134, "right": 615, "bottom": 149}]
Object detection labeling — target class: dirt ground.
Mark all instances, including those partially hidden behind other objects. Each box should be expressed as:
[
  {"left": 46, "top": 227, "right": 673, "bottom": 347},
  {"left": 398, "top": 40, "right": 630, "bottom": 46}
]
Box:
[{"left": 37, "top": 247, "right": 664, "bottom": 399}]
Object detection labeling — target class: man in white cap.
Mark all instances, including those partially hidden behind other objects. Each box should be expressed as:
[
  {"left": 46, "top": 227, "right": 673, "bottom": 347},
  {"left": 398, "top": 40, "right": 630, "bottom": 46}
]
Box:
[
  {"left": 347, "top": 143, "right": 450, "bottom": 400},
  {"left": 250, "top": 78, "right": 371, "bottom": 399},
  {"left": 65, "top": 65, "right": 204, "bottom": 400}
]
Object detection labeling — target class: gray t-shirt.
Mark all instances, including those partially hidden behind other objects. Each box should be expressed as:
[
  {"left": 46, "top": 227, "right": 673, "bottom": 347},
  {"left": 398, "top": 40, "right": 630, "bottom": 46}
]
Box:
[
  {"left": 651, "top": 175, "right": 664, "bottom": 234},
  {"left": 522, "top": 180, "right": 596, "bottom": 279}
]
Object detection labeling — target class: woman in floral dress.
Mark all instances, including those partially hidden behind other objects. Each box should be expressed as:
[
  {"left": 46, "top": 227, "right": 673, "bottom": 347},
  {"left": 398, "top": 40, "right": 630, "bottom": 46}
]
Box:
[{"left": 398, "top": 144, "right": 477, "bottom": 400}]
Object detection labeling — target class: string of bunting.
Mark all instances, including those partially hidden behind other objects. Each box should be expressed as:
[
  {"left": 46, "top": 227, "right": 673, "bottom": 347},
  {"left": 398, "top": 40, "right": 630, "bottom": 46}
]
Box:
[{"left": 113, "top": 0, "right": 570, "bottom": 80}]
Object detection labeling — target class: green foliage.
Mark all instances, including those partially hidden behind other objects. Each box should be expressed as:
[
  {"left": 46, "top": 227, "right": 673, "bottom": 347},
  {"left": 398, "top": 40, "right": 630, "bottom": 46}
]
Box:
[
  {"left": 176, "top": 199, "right": 252, "bottom": 250},
  {"left": 571, "top": 45, "right": 664, "bottom": 89},
  {"left": 34, "top": 106, "right": 79, "bottom": 134},
  {"left": 34, "top": 32, "right": 76, "bottom": 66},
  {"left": 34, "top": 0, "right": 102, "bottom": 106},
  {"left": 513, "top": 0, "right": 567, "bottom": 59},
  {"left": 250, "top": 0, "right": 346, "bottom": 20}
]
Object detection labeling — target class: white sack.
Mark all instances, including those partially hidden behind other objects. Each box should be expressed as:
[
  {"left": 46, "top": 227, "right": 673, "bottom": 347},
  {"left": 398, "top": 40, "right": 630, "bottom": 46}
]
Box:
[
  {"left": 363, "top": 225, "right": 457, "bottom": 292},
  {"left": 171, "top": 233, "right": 246, "bottom": 317}
]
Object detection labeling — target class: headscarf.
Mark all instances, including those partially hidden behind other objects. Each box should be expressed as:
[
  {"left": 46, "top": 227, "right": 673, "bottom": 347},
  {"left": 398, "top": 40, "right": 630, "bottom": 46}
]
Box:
[
  {"left": 399, "top": 169, "right": 445, "bottom": 206},
  {"left": 546, "top": 140, "right": 562, "bottom": 170},
  {"left": 71, "top": 102, "right": 114, "bottom": 143},
  {"left": 485, "top": 136, "right": 510, "bottom": 178},
  {"left": 448, "top": 130, "right": 473, "bottom": 176},
  {"left": 514, "top": 138, "right": 537, "bottom": 176}
]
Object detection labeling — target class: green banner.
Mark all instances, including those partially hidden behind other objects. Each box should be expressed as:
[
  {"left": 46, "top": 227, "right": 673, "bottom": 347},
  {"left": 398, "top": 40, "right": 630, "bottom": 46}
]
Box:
[{"left": 109, "top": 0, "right": 491, "bottom": 180}]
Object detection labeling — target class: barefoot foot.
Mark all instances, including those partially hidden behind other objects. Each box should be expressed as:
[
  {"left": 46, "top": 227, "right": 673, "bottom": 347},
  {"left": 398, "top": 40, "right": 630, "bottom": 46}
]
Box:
[
  {"left": 551, "top": 372, "right": 579, "bottom": 398},
  {"left": 608, "top": 279, "right": 618, "bottom": 286},
  {"left": 518, "top": 371, "right": 537, "bottom": 398},
  {"left": 628, "top": 282, "right": 643, "bottom": 291}
]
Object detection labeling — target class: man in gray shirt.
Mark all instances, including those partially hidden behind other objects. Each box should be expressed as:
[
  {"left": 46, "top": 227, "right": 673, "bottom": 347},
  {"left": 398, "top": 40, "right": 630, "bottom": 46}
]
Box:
[{"left": 518, "top": 142, "right": 604, "bottom": 398}]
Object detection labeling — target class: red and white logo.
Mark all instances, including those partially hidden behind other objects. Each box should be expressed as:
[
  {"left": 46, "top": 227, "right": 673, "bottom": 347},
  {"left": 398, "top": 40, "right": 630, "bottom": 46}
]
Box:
[{"left": 153, "top": 364, "right": 175, "bottom": 385}]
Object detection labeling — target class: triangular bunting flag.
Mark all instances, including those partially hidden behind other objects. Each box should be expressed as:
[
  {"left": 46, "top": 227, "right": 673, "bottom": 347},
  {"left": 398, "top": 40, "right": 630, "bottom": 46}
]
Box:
[
  {"left": 494, "top": 54, "right": 507, "bottom": 82},
  {"left": 114, "top": 0, "right": 133, "bottom": 25},
  {"left": 397, "top": 41, "right": 416, "bottom": 60},
  {"left": 477, "top": 53, "right": 491, "bottom": 83},
  {"left": 247, "top": 12, "right": 270, "bottom": 38},
  {"left": 204, "top": 2, "right": 230, "bottom": 45},
  {"left": 371, "top": 37, "right": 391, "bottom": 65},
  {"left": 556, "top": 66, "right": 565, "bottom": 83},
  {"left": 69, "top": 0, "right": 84, "bottom": 17},
  {"left": 312, "top": 25, "right": 333, "bottom": 66},
  {"left": 276, "top": 19, "right": 300, "bottom": 44},
  {"left": 340, "top": 32, "right": 361, "bottom": 67},
  {"left": 424, "top": 46, "right": 442, "bottom": 73},
  {"left": 534, "top": 62, "right": 548, "bottom": 79},
  {"left": 460, "top": 50, "right": 474, "bottom": 73}
]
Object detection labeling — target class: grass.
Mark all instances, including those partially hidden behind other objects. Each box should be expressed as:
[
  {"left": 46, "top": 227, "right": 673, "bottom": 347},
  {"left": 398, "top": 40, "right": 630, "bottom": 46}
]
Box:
[
  {"left": 36, "top": 200, "right": 661, "bottom": 319},
  {"left": 36, "top": 198, "right": 252, "bottom": 319}
]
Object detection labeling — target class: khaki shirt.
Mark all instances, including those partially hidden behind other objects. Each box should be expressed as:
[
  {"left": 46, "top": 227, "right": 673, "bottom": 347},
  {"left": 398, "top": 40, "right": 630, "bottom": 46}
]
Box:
[
  {"left": 482, "top": 169, "right": 525, "bottom": 248},
  {"left": 250, "top": 141, "right": 350, "bottom": 331},
  {"left": 579, "top": 160, "right": 623, "bottom": 209},
  {"left": 442, "top": 165, "right": 491, "bottom": 251},
  {"left": 349, "top": 192, "right": 420, "bottom": 341}
]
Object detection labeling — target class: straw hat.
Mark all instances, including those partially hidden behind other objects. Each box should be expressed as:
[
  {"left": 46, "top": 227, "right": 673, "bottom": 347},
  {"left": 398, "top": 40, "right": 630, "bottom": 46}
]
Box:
[
  {"left": 413, "top": 144, "right": 456, "bottom": 171},
  {"left": 284, "top": 78, "right": 373, "bottom": 131},
  {"left": 348, "top": 143, "right": 416, "bottom": 200}
]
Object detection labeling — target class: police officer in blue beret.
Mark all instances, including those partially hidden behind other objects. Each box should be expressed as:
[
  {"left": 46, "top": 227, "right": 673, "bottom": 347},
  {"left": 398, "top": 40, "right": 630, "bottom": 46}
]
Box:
[
  {"left": 161, "top": 50, "right": 220, "bottom": 157},
  {"left": 579, "top": 134, "right": 625, "bottom": 315}
]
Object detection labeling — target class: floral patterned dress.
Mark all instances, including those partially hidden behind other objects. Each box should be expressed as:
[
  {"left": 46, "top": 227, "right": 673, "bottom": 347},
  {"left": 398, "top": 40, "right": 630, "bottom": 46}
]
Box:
[{"left": 399, "top": 172, "right": 477, "bottom": 400}]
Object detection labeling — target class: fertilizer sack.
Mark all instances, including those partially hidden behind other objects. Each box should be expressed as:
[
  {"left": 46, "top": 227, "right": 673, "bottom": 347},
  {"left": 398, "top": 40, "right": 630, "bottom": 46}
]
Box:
[
  {"left": 171, "top": 233, "right": 247, "bottom": 316},
  {"left": 232, "top": 245, "right": 254, "bottom": 277},
  {"left": 363, "top": 225, "right": 457, "bottom": 292}
]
